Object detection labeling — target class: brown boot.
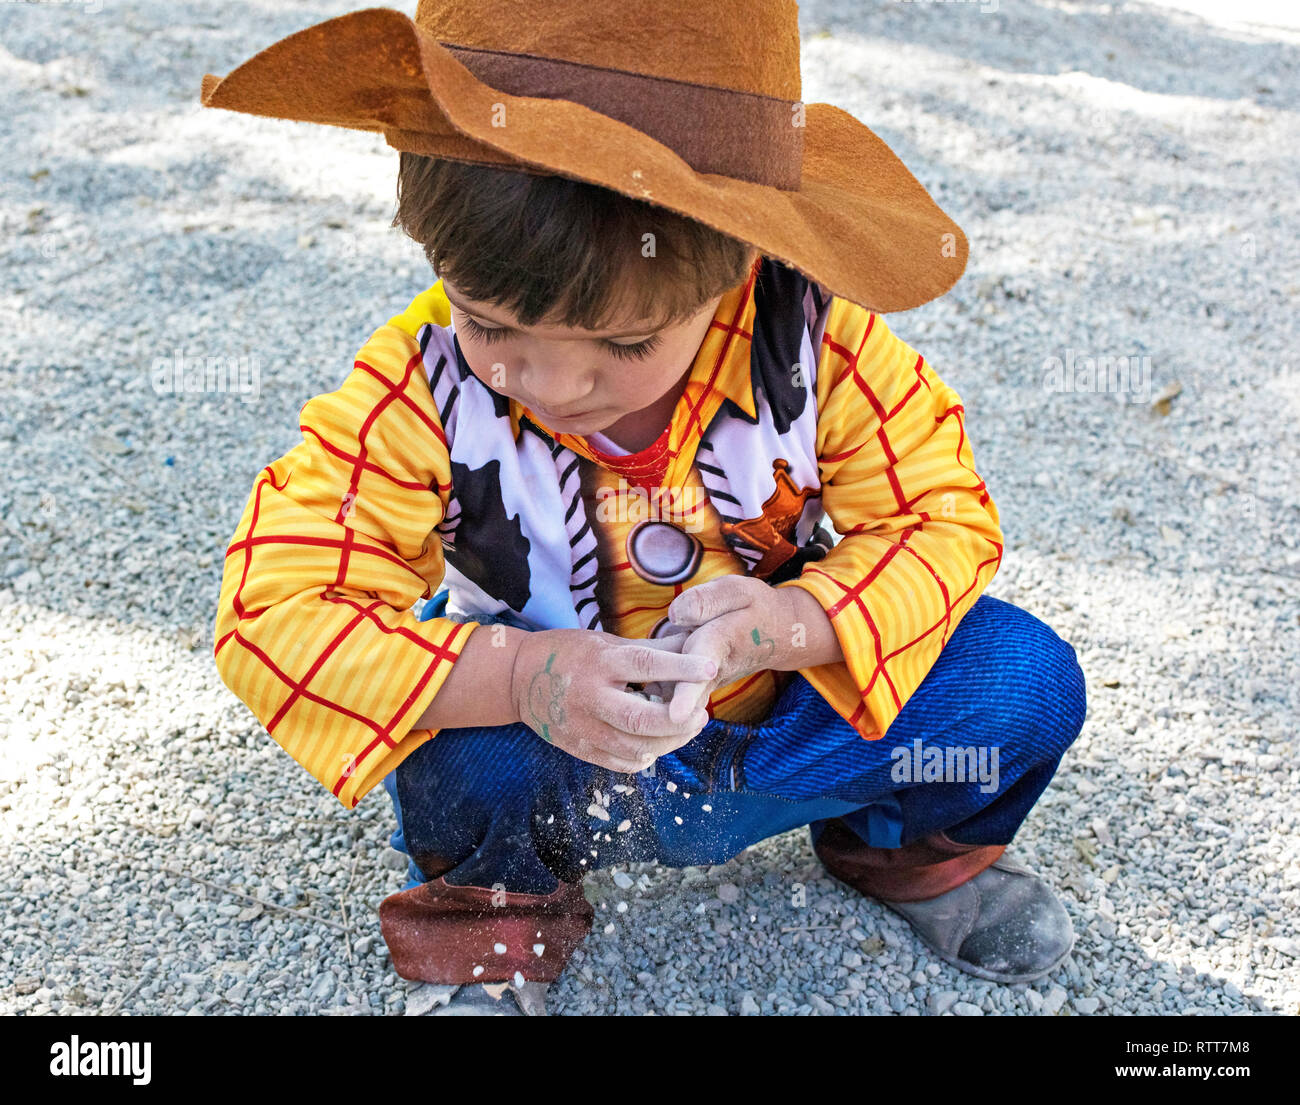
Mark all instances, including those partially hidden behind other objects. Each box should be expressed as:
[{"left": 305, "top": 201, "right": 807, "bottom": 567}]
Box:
[{"left": 379, "top": 874, "right": 593, "bottom": 985}]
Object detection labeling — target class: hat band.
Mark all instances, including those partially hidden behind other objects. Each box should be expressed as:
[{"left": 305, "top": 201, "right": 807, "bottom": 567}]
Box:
[{"left": 441, "top": 43, "right": 804, "bottom": 190}]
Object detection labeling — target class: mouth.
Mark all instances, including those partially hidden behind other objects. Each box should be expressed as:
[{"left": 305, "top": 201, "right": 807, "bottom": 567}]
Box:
[{"left": 535, "top": 406, "right": 598, "bottom": 423}]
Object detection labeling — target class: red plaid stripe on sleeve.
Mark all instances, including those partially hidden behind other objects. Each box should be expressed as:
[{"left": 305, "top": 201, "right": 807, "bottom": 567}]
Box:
[
  {"left": 213, "top": 324, "right": 476, "bottom": 808},
  {"left": 775, "top": 299, "right": 1004, "bottom": 740}
]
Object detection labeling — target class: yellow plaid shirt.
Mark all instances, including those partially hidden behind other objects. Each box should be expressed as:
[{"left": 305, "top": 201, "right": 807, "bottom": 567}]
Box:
[{"left": 214, "top": 268, "right": 1003, "bottom": 808}]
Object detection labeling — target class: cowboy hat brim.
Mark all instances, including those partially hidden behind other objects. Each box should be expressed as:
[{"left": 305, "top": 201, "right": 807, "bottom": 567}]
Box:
[{"left": 200, "top": 8, "right": 967, "bottom": 313}]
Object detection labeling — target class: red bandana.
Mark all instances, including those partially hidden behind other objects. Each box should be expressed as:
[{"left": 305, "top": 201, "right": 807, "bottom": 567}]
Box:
[{"left": 583, "top": 423, "right": 672, "bottom": 498}]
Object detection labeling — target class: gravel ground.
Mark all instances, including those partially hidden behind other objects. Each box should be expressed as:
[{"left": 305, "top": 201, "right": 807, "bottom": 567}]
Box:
[{"left": 1, "top": 0, "right": 1297, "bottom": 1017}]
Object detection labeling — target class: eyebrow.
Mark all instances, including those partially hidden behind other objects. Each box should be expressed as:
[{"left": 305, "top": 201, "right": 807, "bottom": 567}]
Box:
[{"left": 442, "top": 286, "right": 660, "bottom": 339}]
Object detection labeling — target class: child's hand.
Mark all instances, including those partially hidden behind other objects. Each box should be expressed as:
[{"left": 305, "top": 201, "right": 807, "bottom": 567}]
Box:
[
  {"left": 509, "top": 627, "right": 718, "bottom": 774},
  {"left": 660, "top": 577, "right": 802, "bottom": 724}
]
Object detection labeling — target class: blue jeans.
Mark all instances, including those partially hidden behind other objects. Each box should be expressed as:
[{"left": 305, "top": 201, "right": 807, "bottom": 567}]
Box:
[{"left": 383, "top": 593, "right": 1086, "bottom": 896}]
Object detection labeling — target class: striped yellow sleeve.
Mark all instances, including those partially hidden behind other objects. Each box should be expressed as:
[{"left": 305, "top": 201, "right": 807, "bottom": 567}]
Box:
[
  {"left": 212, "top": 315, "right": 479, "bottom": 809},
  {"left": 774, "top": 299, "right": 1004, "bottom": 740}
]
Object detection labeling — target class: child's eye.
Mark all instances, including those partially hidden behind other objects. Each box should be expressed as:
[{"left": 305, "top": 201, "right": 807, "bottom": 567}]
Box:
[
  {"left": 458, "top": 315, "right": 509, "bottom": 344},
  {"left": 606, "top": 334, "right": 662, "bottom": 361},
  {"left": 459, "top": 314, "right": 661, "bottom": 361}
]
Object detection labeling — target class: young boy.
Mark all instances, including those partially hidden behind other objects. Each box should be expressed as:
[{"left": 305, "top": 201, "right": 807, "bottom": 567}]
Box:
[{"left": 203, "top": 0, "right": 1087, "bottom": 1016}]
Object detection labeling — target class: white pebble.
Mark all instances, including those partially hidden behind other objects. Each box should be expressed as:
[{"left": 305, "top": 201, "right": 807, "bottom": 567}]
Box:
[
  {"left": 533, "top": 944, "right": 545, "bottom": 957},
  {"left": 616, "top": 820, "right": 632, "bottom": 832},
  {"left": 493, "top": 942, "right": 507, "bottom": 954},
  {"left": 472, "top": 965, "right": 484, "bottom": 977}
]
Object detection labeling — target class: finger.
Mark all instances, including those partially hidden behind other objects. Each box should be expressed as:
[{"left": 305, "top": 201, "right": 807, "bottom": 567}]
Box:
[
  {"left": 593, "top": 687, "right": 710, "bottom": 739},
  {"left": 637, "top": 632, "right": 690, "bottom": 653},
  {"left": 667, "top": 576, "right": 753, "bottom": 629},
  {"left": 601, "top": 644, "right": 718, "bottom": 686},
  {"left": 664, "top": 620, "right": 736, "bottom": 723},
  {"left": 600, "top": 753, "right": 658, "bottom": 775},
  {"left": 668, "top": 678, "right": 710, "bottom": 726},
  {"left": 607, "top": 713, "right": 709, "bottom": 764}
]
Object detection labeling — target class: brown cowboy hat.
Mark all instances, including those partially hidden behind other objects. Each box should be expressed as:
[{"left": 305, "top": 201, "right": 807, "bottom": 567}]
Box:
[{"left": 200, "top": 0, "right": 968, "bottom": 313}]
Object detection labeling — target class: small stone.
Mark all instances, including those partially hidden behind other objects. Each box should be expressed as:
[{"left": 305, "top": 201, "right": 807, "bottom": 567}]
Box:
[
  {"left": 928, "top": 990, "right": 960, "bottom": 1015},
  {"left": 952, "top": 1001, "right": 983, "bottom": 1016},
  {"left": 1042, "top": 986, "right": 1068, "bottom": 1016},
  {"left": 1074, "top": 996, "right": 1101, "bottom": 1015},
  {"left": 717, "top": 883, "right": 741, "bottom": 904},
  {"left": 1208, "top": 913, "right": 1231, "bottom": 935},
  {"left": 740, "top": 992, "right": 760, "bottom": 1016},
  {"left": 308, "top": 973, "right": 335, "bottom": 1002},
  {"left": 1090, "top": 818, "right": 1113, "bottom": 847},
  {"left": 612, "top": 871, "right": 634, "bottom": 890}
]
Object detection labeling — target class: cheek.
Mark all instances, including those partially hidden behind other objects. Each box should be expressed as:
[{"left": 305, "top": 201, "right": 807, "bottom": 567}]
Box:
[
  {"left": 618, "top": 349, "right": 688, "bottom": 401},
  {"left": 463, "top": 344, "right": 511, "bottom": 391}
]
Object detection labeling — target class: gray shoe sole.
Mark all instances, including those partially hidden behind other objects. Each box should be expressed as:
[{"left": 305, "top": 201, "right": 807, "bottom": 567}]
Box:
[
  {"left": 828, "top": 852, "right": 1078, "bottom": 986},
  {"left": 877, "top": 897, "right": 1076, "bottom": 985},
  {"left": 408, "top": 979, "right": 549, "bottom": 1016}
]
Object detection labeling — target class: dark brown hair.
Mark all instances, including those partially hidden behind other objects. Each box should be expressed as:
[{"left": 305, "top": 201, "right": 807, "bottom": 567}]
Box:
[{"left": 391, "top": 154, "right": 756, "bottom": 332}]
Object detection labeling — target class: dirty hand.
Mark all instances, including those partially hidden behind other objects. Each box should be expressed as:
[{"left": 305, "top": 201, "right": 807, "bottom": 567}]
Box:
[
  {"left": 657, "top": 576, "right": 804, "bottom": 724},
  {"left": 509, "top": 627, "right": 718, "bottom": 774}
]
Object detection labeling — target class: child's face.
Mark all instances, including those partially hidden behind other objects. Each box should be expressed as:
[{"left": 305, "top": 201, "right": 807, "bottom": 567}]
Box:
[{"left": 441, "top": 277, "right": 726, "bottom": 436}]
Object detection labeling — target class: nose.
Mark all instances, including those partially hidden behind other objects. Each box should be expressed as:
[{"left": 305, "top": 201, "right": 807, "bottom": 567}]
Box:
[{"left": 518, "top": 359, "right": 595, "bottom": 412}]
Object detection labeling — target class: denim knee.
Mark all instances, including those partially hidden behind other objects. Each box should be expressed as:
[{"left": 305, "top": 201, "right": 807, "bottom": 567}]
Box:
[{"left": 974, "top": 599, "right": 1087, "bottom": 765}]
